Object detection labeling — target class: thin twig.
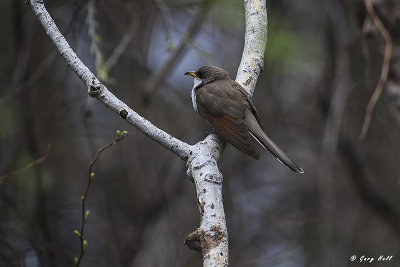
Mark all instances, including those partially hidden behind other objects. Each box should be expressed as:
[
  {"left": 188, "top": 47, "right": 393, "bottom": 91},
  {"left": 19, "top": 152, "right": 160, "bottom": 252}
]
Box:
[
  {"left": 154, "top": 0, "right": 174, "bottom": 49},
  {"left": 142, "top": 3, "right": 211, "bottom": 101},
  {"left": 359, "top": 0, "right": 392, "bottom": 142},
  {"left": 188, "top": 39, "right": 217, "bottom": 65},
  {"left": 28, "top": 1, "right": 268, "bottom": 265},
  {"left": 87, "top": 0, "right": 108, "bottom": 81},
  {"left": 0, "top": 144, "right": 51, "bottom": 181},
  {"left": 28, "top": 0, "right": 191, "bottom": 160},
  {"left": 105, "top": 16, "right": 137, "bottom": 71},
  {"left": 74, "top": 130, "right": 128, "bottom": 266},
  {"left": 362, "top": 17, "right": 372, "bottom": 92}
]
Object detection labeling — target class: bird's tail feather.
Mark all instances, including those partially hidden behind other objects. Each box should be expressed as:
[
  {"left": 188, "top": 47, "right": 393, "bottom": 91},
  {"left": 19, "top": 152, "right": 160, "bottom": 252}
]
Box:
[
  {"left": 249, "top": 131, "right": 304, "bottom": 173},
  {"left": 246, "top": 112, "right": 304, "bottom": 173}
]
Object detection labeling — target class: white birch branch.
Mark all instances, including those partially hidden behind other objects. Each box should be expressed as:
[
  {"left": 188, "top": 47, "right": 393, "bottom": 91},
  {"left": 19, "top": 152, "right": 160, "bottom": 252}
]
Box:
[
  {"left": 185, "top": 1, "right": 268, "bottom": 266},
  {"left": 28, "top": 0, "right": 267, "bottom": 266},
  {"left": 236, "top": 0, "right": 268, "bottom": 96},
  {"left": 28, "top": 0, "right": 190, "bottom": 160}
]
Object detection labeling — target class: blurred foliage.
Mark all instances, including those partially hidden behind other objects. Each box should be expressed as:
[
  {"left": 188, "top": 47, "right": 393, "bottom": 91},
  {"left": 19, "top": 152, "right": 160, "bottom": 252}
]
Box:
[
  {"left": 87, "top": 0, "right": 110, "bottom": 82},
  {"left": 0, "top": 0, "right": 399, "bottom": 267},
  {"left": 208, "top": 0, "right": 244, "bottom": 31},
  {"left": 265, "top": 16, "right": 309, "bottom": 74},
  {"left": 0, "top": 103, "right": 16, "bottom": 141},
  {"left": 10, "top": 152, "right": 37, "bottom": 193}
]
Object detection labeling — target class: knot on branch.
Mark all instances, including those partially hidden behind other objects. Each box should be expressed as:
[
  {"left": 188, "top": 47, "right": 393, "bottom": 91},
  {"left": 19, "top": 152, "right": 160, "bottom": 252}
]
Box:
[
  {"left": 89, "top": 77, "right": 102, "bottom": 97},
  {"left": 89, "top": 85, "right": 101, "bottom": 96},
  {"left": 119, "top": 109, "right": 128, "bottom": 119},
  {"left": 201, "top": 225, "right": 227, "bottom": 256},
  {"left": 184, "top": 225, "right": 227, "bottom": 255},
  {"left": 185, "top": 228, "right": 202, "bottom": 252}
]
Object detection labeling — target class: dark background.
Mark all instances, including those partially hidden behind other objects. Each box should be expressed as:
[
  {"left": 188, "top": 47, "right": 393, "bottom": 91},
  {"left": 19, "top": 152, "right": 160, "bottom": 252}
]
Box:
[{"left": 1, "top": 0, "right": 400, "bottom": 266}]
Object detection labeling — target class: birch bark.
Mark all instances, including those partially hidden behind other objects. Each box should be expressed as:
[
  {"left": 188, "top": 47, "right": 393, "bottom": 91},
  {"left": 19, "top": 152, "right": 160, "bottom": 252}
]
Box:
[{"left": 28, "top": 1, "right": 267, "bottom": 266}]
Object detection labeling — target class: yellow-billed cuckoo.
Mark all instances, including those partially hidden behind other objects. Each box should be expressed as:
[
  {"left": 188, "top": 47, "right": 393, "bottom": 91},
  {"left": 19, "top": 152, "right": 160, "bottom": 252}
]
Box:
[{"left": 185, "top": 65, "right": 304, "bottom": 173}]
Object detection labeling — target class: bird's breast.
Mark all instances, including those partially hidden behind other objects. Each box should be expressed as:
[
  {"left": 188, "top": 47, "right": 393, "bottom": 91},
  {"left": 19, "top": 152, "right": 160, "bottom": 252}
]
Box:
[
  {"left": 191, "top": 78, "right": 204, "bottom": 112},
  {"left": 191, "top": 87, "right": 197, "bottom": 112}
]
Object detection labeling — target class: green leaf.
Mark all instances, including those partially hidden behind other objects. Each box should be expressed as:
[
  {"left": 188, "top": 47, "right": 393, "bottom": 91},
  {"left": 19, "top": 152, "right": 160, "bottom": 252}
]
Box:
[{"left": 85, "top": 210, "right": 90, "bottom": 220}]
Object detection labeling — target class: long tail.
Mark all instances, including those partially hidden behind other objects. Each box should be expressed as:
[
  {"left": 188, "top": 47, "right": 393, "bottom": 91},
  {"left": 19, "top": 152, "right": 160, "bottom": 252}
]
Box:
[
  {"left": 250, "top": 131, "right": 304, "bottom": 173},
  {"left": 246, "top": 113, "right": 304, "bottom": 173}
]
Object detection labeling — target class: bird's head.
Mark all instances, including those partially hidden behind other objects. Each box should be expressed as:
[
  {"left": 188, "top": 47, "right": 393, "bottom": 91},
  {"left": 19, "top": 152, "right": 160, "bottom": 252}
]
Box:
[{"left": 185, "top": 65, "right": 229, "bottom": 88}]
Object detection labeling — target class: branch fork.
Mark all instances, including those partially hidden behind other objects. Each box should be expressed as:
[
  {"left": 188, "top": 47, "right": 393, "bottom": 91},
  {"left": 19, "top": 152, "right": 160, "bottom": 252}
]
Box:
[{"left": 28, "top": 0, "right": 267, "bottom": 266}]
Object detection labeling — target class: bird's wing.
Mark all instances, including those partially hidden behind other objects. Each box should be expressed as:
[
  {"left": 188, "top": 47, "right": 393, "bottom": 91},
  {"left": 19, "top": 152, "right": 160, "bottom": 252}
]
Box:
[
  {"left": 232, "top": 82, "right": 304, "bottom": 173},
  {"left": 231, "top": 82, "right": 266, "bottom": 131},
  {"left": 196, "top": 80, "right": 259, "bottom": 159}
]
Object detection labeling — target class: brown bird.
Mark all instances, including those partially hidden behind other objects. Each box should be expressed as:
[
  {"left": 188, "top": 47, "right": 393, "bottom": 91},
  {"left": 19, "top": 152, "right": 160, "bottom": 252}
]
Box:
[{"left": 185, "top": 65, "right": 303, "bottom": 173}]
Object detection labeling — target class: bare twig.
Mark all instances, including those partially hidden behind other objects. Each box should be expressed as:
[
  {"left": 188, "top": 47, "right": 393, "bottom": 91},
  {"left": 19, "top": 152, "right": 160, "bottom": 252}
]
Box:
[
  {"left": 154, "top": 0, "right": 174, "bottom": 47},
  {"left": 143, "top": 3, "right": 211, "bottom": 101},
  {"left": 87, "top": 0, "right": 108, "bottom": 81},
  {"left": 318, "top": 0, "right": 351, "bottom": 263},
  {"left": 28, "top": 0, "right": 190, "bottom": 160},
  {"left": 321, "top": 0, "right": 351, "bottom": 156},
  {"left": 28, "top": 0, "right": 268, "bottom": 265},
  {"left": 74, "top": 130, "right": 128, "bottom": 266},
  {"left": 188, "top": 39, "right": 216, "bottom": 65},
  {"left": 0, "top": 144, "right": 51, "bottom": 181},
  {"left": 362, "top": 17, "right": 372, "bottom": 92},
  {"left": 105, "top": 17, "right": 137, "bottom": 71},
  {"left": 359, "top": 0, "right": 392, "bottom": 142}
]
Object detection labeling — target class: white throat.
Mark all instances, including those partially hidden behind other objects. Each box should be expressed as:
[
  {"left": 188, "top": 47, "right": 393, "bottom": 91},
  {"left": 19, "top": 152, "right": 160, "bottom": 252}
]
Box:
[{"left": 191, "top": 77, "right": 203, "bottom": 112}]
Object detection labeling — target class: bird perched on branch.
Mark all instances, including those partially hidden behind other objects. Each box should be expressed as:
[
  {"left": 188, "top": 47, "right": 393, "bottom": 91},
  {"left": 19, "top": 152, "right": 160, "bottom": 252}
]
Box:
[{"left": 185, "top": 65, "right": 303, "bottom": 173}]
